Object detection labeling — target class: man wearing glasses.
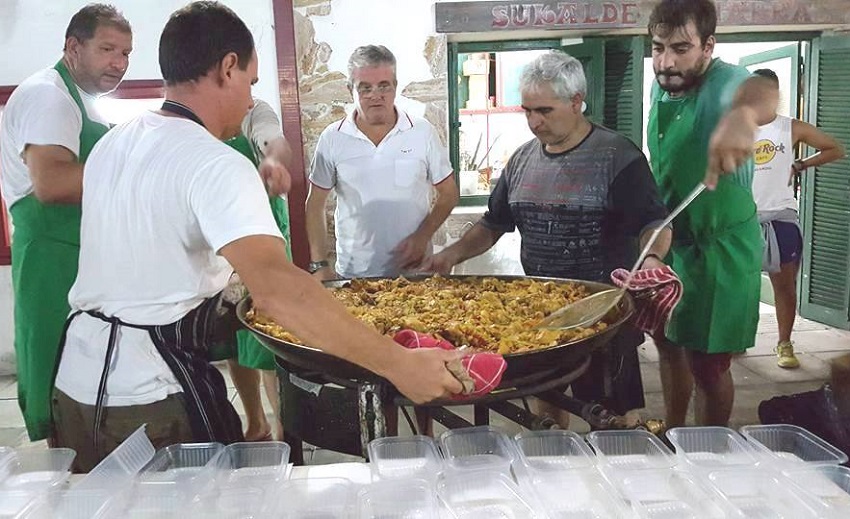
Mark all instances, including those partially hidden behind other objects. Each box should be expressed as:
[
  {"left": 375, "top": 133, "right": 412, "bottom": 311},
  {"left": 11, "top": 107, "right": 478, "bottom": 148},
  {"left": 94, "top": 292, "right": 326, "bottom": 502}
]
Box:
[{"left": 306, "top": 45, "right": 458, "bottom": 281}]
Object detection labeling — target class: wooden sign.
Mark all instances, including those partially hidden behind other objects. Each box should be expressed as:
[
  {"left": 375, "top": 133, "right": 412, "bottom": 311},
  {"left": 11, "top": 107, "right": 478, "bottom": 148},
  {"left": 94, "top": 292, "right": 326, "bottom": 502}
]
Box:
[{"left": 435, "top": 1, "right": 850, "bottom": 33}]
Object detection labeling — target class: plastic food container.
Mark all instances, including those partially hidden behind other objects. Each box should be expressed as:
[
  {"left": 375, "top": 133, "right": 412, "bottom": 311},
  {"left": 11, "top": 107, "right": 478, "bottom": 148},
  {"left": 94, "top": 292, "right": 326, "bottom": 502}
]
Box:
[
  {"left": 523, "top": 468, "right": 632, "bottom": 519},
  {"left": 76, "top": 425, "right": 154, "bottom": 491},
  {"left": 740, "top": 424, "right": 848, "bottom": 467},
  {"left": 783, "top": 465, "right": 850, "bottom": 518},
  {"left": 22, "top": 489, "right": 117, "bottom": 519},
  {"left": 188, "top": 483, "right": 269, "bottom": 519},
  {"left": 666, "top": 427, "right": 757, "bottom": 469},
  {"left": 357, "top": 479, "right": 439, "bottom": 519},
  {"left": 514, "top": 430, "right": 596, "bottom": 475},
  {"left": 438, "top": 426, "right": 517, "bottom": 477},
  {"left": 618, "top": 469, "right": 726, "bottom": 519},
  {"left": 0, "top": 489, "right": 41, "bottom": 518},
  {"left": 274, "top": 477, "right": 355, "bottom": 519},
  {"left": 707, "top": 469, "right": 823, "bottom": 518},
  {"left": 212, "top": 441, "right": 290, "bottom": 486},
  {"left": 0, "top": 448, "right": 76, "bottom": 491},
  {"left": 586, "top": 430, "right": 676, "bottom": 471},
  {"left": 139, "top": 442, "right": 223, "bottom": 493},
  {"left": 437, "top": 471, "right": 540, "bottom": 518},
  {"left": 368, "top": 436, "right": 442, "bottom": 482}
]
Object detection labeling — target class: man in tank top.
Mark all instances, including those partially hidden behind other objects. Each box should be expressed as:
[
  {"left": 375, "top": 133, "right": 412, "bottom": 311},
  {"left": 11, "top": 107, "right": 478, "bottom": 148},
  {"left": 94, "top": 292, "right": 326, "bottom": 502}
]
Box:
[{"left": 751, "top": 68, "right": 846, "bottom": 369}]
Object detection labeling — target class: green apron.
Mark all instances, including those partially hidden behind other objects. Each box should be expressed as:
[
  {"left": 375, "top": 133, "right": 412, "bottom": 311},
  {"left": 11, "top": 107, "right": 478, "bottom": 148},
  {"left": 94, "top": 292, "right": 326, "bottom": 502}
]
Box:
[
  {"left": 10, "top": 61, "right": 110, "bottom": 440},
  {"left": 647, "top": 60, "right": 762, "bottom": 354},
  {"left": 214, "top": 133, "right": 292, "bottom": 369}
]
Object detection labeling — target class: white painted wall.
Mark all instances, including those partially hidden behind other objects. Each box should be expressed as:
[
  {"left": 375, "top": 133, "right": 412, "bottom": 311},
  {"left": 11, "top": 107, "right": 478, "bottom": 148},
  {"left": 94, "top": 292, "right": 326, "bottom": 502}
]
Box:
[{"left": 0, "top": 0, "right": 281, "bottom": 374}]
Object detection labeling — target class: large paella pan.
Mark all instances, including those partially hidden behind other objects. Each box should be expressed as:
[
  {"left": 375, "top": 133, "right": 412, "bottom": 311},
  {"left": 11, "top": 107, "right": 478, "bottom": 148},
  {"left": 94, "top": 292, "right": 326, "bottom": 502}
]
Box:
[{"left": 236, "top": 275, "right": 635, "bottom": 389}]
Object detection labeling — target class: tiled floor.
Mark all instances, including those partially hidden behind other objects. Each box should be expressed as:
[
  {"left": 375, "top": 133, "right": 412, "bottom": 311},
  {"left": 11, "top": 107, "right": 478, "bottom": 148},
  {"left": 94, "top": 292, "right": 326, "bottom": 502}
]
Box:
[{"left": 1, "top": 303, "right": 848, "bottom": 465}]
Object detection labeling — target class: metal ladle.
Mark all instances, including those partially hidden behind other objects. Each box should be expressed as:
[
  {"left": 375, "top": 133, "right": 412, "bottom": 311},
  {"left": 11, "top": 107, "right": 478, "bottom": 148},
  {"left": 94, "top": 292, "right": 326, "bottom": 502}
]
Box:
[{"left": 535, "top": 182, "right": 707, "bottom": 331}]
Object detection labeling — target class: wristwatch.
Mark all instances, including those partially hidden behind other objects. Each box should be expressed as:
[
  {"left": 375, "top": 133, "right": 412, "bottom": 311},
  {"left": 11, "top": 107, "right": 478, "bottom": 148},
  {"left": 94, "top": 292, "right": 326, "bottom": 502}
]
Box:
[{"left": 307, "top": 260, "right": 329, "bottom": 274}]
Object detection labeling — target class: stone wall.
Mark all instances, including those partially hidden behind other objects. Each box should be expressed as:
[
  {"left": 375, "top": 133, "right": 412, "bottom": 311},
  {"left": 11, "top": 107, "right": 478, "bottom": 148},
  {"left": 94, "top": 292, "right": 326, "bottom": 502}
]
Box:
[{"left": 293, "top": 0, "right": 453, "bottom": 261}]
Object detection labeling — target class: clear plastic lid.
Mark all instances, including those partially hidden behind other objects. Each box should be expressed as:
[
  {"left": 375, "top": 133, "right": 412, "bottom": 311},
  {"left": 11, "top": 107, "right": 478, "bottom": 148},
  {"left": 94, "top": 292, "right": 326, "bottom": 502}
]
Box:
[
  {"left": 438, "top": 426, "right": 517, "bottom": 476},
  {"left": 707, "top": 469, "right": 824, "bottom": 518},
  {"left": 357, "top": 479, "right": 439, "bottom": 519},
  {"left": 438, "top": 471, "right": 541, "bottom": 518},
  {"left": 586, "top": 430, "right": 676, "bottom": 471},
  {"left": 666, "top": 427, "right": 757, "bottom": 469},
  {"left": 740, "top": 424, "right": 849, "bottom": 466},
  {"left": 514, "top": 429, "right": 596, "bottom": 474},
  {"left": 523, "top": 468, "right": 632, "bottom": 519},
  {"left": 273, "top": 477, "right": 354, "bottom": 518},
  {"left": 0, "top": 448, "right": 76, "bottom": 492},
  {"left": 76, "top": 425, "right": 154, "bottom": 491},
  {"left": 783, "top": 465, "right": 850, "bottom": 518},
  {"left": 618, "top": 469, "right": 727, "bottom": 519},
  {"left": 367, "top": 436, "right": 442, "bottom": 482}
]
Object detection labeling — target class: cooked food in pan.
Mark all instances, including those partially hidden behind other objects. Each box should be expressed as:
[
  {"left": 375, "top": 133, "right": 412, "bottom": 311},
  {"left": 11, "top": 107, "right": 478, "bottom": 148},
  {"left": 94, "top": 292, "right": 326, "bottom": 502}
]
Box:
[{"left": 246, "top": 276, "right": 608, "bottom": 355}]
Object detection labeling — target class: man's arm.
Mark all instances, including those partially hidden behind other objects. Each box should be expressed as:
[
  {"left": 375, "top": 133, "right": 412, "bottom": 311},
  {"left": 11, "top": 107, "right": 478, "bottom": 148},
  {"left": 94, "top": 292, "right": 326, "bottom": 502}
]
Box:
[
  {"left": 392, "top": 175, "right": 460, "bottom": 269},
  {"left": 305, "top": 183, "right": 336, "bottom": 279},
  {"left": 705, "top": 76, "right": 777, "bottom": 189},
  {"left": 24, "top": 145, "right": 83, "bottom": 203},
  {"left": 792, "top": 119, "right": 846, "bottom": 173},
  {"left": 221, "top": 235, "right": 463, "bottom": 403},
  {"left": 420, "top": 221, "right": 504, "bottom": 274},
  {"left": 258, "top": 136, "right": 293, "bottom": 197}
]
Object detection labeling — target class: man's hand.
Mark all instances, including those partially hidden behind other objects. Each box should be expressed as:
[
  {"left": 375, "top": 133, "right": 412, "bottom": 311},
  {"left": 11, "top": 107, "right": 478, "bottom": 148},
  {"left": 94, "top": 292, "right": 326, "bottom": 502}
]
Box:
[
  {"left": 384, "top": 348, "right": 464, "bottom": 404},
  {"left": 705, "top": 106, "right": 759, "bottom": 190},
  {"left": 259, "top": 156, "right": 292, "bottom": 197},
  {"left": 418, "top": 250, "right": 457, "bottom": 275},
  {"left": 392, "top": 231, "right": 430, "bottom": 270},
  {"left": 311, "top": 265, "right": 338, "bottom": 282}
]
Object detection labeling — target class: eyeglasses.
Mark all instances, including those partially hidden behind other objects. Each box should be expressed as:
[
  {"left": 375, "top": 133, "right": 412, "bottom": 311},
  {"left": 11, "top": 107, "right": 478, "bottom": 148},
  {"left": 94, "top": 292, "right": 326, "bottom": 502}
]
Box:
[{"left": 355, "top": 83, "right": 395, "bottom": 97}]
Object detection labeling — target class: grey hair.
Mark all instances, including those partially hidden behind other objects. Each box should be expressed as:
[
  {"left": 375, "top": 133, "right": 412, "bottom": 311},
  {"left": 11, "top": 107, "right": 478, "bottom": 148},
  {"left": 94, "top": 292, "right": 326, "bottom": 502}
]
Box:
[
  {"left": 347, "top": 45, "right": 396, "bottom": 81},
  {"left": 520, "top": 50, "right": 587, "bottom": 102}
]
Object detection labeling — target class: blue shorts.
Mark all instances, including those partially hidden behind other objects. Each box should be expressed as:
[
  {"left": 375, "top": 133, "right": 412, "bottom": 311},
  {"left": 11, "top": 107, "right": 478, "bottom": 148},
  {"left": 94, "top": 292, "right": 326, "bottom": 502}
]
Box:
[{"left": 773, "top": 221, "right": 803, "bottom": 265}]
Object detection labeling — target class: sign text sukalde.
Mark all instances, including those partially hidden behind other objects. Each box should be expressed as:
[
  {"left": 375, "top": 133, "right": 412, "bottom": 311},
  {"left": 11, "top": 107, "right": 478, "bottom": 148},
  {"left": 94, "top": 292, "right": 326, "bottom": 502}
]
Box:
[{"left": 491, "top": 2, "right": 640, "bottom": 29}]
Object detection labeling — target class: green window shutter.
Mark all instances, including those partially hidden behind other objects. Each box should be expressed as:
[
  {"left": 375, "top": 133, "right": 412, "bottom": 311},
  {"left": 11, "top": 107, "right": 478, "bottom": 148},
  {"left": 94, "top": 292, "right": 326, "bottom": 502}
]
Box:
[
  {"left": 799, "top": 36, "right": 850, "bottom": 329},
  {"left": 603, "top": 37, "right": 645, "bottom": 148},
  {"left": 562, "top": 39, "right": 605, "bottom": 125}
]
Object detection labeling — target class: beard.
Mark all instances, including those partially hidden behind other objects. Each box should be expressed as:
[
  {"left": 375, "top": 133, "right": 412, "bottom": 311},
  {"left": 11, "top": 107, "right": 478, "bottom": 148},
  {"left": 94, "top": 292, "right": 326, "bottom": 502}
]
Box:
[{"left": 654, "top": 56, "right": 708, "bottom": 94}]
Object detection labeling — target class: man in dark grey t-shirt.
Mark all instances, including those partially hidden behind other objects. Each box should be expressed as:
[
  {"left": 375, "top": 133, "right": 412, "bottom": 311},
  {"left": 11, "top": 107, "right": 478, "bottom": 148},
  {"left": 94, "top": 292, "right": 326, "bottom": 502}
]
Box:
[{"left": 424, "top": 50, "right": 671, "bottom": 424}]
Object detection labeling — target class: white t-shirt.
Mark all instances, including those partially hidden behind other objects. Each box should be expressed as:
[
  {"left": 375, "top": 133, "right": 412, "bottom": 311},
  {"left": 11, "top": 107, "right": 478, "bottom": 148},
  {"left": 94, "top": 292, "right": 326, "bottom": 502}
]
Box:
[
  {"left": 0, "top": 67, "right": 109, "bottom": 208},
  {"left": 309, "top": 109, "right": 453, "bottom": 277},
  {"left": 752, "top": 115, "right": 797, "bottom": 212},
  {"left": 55, "top": 111, "right": 283, "bottom": 406}
]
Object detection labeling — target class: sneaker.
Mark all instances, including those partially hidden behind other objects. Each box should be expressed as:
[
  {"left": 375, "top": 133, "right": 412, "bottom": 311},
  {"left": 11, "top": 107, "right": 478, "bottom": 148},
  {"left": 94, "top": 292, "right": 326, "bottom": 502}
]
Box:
[{"left": 776, "top": 341, "right": 800, "bottom": 369}]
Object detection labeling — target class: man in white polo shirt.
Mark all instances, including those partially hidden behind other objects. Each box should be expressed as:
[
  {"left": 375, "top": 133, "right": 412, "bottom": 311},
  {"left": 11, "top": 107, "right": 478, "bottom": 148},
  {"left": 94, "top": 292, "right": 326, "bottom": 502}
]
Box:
[{"left": 306, "top": 45, "right": 459, "bottom": 280}]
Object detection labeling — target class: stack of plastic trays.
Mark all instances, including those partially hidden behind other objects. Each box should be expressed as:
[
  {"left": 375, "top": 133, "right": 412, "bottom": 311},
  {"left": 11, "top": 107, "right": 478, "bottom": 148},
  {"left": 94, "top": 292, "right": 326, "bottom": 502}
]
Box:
[
  {"left": 272, "top": 477, "right": 355, "bottom": 518},
  {"left": 706, "top": 468, "right": 824, "bottom": 518},
  {"left": 0, "top": 448, "right": 77, "bottom": 519},
  {"left": 367, "top": 436, "right": 443, "bottom": 483},
  {"left": 740, "top": 424, "right": 849, "bottom": 468},
  {"left": 782, "top": 465, "right": 850, "bottom": 518},
  {"left": 357, "top": 479, "right": 439, "bottom": 519},
  {"left": 513, "top": 430, "right": 632, "bottom": 518},
  {"left": 665, "top": 427, "right": 758, "bottom": 473},
  {"left": 437, "top": 471, "right": 540, "bottom": 518},
  {"left": 138, "top": 442, "right": 224, "bottom": 498},
  {"left": 437, "top": 426, "right": 517, "bottom": 480}
]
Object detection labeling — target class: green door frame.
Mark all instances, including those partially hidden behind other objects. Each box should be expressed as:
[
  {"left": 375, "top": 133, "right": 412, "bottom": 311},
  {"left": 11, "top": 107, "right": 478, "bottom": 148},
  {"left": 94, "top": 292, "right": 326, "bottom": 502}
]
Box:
[{"left": 739, "top": 44, "right": 801, "bottom": 118}]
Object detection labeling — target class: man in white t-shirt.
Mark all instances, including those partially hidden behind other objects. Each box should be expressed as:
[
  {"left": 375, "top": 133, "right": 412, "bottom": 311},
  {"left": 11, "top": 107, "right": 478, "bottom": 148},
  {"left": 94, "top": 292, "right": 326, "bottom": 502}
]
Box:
[
  {"left": 750, "top": 68, "right": 846, "bottom": 369},
  {"left": 0, "top": 4, "right": 132, "bottom": 443},
  {"left": 51, "top": 3, "right": 462, "bottom": 471},
  {"left": 306, "top": 45, "right": 459, "bottom": 280}
]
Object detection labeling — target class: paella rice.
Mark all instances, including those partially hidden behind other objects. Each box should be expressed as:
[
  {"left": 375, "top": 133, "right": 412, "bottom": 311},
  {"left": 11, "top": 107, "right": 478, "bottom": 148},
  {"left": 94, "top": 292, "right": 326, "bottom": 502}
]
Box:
[{"left": 247, "top": 276, "right": 609, "bottom": 355}]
